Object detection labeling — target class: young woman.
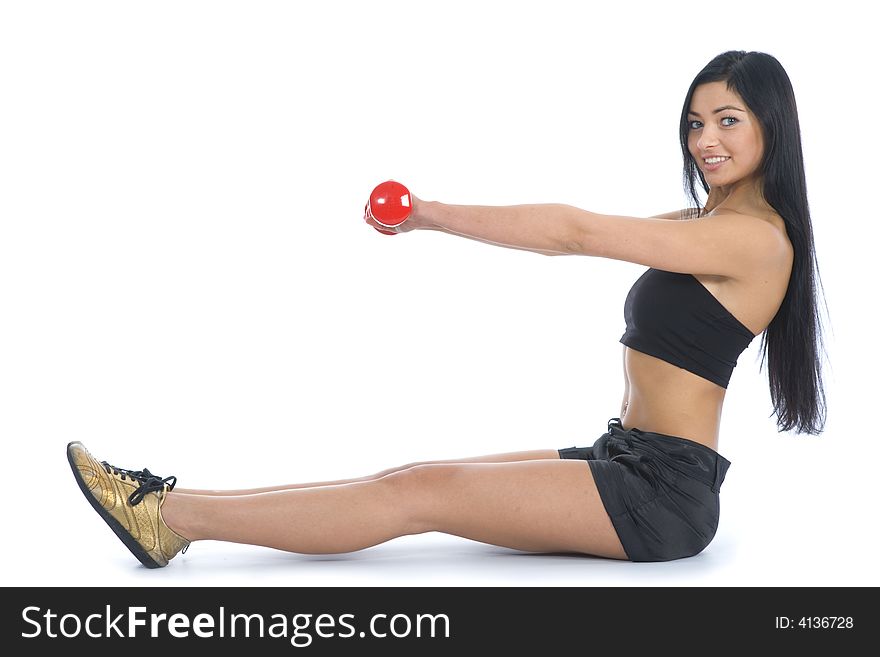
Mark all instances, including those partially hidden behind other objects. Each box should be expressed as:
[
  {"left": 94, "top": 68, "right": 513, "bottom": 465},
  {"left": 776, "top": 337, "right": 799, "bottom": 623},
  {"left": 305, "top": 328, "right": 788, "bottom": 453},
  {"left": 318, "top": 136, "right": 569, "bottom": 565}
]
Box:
[{"left": 67, "top": 50, "right": 826, "bottom": 567}]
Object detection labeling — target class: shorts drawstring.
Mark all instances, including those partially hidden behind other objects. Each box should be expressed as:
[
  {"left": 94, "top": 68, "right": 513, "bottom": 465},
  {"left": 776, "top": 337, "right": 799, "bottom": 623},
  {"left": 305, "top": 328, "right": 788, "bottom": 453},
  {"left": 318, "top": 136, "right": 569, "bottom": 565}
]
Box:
[{"left": 602, "top": 417, "right": 730, "bottom": 492}]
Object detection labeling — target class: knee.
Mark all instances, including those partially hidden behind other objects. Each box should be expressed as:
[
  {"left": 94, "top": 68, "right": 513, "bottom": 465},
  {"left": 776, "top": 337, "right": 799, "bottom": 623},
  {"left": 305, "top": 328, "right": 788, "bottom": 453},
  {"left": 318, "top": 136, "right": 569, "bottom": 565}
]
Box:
[
  {"left": 381, "top": 464, "right": 454, "bottom": 533},
  {"left": 382, "top": 463, "right": 448, "bottom": 495},
  {"left": 370, "top": 460, "right": 421, "bottom": 480}
]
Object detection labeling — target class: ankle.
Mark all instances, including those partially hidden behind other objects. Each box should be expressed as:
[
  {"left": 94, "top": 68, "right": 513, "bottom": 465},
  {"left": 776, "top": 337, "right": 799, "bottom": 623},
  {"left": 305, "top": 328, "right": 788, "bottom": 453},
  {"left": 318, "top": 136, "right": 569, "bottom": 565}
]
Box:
[{"left": 160, "top": 493, "right": 197, "bottom": 542}]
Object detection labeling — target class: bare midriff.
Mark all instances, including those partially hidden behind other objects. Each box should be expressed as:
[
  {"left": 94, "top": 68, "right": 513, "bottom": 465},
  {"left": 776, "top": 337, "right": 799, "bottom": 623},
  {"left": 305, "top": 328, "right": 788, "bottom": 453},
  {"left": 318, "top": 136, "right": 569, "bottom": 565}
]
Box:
[{"left": 620, "top": 346, "right": 727, "bottom": 452}]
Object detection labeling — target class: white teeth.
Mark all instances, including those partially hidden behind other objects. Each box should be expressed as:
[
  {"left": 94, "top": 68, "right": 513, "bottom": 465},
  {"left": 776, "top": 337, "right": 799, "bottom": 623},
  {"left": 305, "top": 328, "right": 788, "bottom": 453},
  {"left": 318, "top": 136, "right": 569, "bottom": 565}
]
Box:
[{"left": 704, "top": 156, "right": 730, "bottom": 164}]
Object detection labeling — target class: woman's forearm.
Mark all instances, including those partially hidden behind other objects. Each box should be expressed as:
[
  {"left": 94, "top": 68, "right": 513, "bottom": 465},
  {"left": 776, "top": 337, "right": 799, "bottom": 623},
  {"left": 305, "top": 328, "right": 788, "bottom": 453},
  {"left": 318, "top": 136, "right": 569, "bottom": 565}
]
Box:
[{"left": 415, "top": 200, "right": 581, "bottom": 256}]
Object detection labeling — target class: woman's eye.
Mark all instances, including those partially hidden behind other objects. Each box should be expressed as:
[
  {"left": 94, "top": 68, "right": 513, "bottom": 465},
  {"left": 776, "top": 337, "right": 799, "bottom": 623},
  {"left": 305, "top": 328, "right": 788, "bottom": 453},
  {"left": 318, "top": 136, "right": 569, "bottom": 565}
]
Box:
[{"left": 688, "top": 116, "right": 738, "bottom": 130}]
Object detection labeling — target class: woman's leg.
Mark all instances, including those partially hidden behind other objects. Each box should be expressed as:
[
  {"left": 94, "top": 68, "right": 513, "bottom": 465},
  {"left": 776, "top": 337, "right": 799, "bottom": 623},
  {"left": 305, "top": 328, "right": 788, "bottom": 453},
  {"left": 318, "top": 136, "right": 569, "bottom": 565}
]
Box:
[
  {"left": 161, "top": 458, "right": 628, "bottom": 560},
  {"left": 172, "top": 449, "right": 560, "bottom": 495}
]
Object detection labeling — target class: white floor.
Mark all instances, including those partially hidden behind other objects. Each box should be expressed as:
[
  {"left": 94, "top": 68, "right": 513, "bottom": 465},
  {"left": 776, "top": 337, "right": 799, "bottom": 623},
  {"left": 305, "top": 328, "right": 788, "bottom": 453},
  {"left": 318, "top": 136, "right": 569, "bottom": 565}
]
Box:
[
  {"left": 7, "top": 531, "right": 869, "bottom": 588},
  {"left": 0, "top": 526, "right": 741, "bottom": 588}
]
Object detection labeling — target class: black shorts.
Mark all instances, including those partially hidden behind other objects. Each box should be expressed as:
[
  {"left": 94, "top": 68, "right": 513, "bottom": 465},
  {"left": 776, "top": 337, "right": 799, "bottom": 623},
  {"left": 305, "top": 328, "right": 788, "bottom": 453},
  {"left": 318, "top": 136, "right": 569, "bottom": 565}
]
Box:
[{"left": 559, "top": 417, "right": 731, "bottom": 562}]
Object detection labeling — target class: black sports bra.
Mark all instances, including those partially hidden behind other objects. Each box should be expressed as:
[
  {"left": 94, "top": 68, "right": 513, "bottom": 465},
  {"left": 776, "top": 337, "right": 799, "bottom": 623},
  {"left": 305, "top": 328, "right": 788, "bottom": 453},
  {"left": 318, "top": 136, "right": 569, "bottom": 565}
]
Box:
[{"left": 619, "top": 268, "right": 756, "bottom": 388}]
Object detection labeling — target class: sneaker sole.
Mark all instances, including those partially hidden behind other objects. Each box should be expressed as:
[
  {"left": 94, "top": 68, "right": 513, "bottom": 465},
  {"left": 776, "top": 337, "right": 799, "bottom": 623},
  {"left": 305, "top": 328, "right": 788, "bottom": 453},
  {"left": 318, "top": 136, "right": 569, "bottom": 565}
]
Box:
[{"left": 66, "top": 442, "right": 164, "bottom": 569}]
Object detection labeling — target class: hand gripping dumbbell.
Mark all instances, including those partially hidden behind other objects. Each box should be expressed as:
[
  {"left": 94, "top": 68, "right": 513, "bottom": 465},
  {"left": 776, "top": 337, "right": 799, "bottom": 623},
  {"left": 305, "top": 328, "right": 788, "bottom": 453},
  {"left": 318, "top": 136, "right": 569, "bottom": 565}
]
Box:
[{"left": 365, "top": 180, "right": 412, "bottom": 235}]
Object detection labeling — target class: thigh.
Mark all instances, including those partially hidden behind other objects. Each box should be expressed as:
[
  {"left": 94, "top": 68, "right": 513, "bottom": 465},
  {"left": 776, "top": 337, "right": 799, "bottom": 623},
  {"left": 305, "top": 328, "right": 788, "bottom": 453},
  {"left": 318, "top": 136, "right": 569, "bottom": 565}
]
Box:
[{"left": 393, "top": 460, "right": 628, "bottom": 560}]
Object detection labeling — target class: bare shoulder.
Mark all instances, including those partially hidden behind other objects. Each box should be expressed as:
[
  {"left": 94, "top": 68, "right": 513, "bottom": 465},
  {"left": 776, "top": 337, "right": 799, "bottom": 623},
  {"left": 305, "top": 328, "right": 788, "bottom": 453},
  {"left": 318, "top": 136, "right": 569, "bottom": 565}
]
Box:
[
  {"left": 700, "top": 210, "right": 793, "bottom": 335},
  {"left": 725, "top": 208, "right": 793, "bottom": 272},
  {"left": 720, "top": 212, "right": 794, "bottom": 328}
]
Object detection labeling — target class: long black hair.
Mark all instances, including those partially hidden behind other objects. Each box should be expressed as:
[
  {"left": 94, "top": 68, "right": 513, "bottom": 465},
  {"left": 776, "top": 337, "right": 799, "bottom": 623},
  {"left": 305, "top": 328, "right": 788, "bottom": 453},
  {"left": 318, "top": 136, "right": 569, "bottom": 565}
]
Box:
[{"left": 678, "top": 50, "right": 827, "bottom": 435}]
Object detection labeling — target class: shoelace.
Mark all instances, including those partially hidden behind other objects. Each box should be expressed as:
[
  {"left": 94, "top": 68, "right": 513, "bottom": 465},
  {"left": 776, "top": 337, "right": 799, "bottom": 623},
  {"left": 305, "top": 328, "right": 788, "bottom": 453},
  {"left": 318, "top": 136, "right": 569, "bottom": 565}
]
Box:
[{"left": 100, "top": 462, "right": 178, "bottom": 506}]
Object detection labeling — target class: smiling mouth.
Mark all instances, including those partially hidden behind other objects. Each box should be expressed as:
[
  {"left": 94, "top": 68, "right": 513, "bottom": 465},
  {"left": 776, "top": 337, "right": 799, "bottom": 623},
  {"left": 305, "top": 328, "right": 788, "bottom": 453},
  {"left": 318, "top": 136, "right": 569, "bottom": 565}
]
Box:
[{"left": 703, "top": 157, "right": 730, "bottom": 171}]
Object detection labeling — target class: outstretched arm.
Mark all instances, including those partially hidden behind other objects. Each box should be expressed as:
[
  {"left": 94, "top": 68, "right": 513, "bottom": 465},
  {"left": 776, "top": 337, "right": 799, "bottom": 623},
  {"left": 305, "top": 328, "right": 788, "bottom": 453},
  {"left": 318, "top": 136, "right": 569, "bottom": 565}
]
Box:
[
  {"left": 408, "top": 198, "right": 786, "bottom": 277},
  {"left": 414, "top": 200, "right": 582, "bottom": 256}
]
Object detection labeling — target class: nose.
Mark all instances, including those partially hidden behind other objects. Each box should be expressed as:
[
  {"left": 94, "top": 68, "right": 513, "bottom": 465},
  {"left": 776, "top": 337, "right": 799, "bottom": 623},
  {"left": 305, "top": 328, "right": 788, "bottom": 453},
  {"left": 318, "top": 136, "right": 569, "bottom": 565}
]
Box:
[{"left": 696, "top": 125, "right": 720, "bottom": 152}]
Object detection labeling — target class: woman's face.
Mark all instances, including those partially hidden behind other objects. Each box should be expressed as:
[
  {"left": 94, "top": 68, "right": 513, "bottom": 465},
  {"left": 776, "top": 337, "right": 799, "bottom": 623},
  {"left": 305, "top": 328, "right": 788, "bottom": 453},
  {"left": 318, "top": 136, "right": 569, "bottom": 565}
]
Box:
[{"left": 687, "top": 81, "right": 765, "bottom": 190}]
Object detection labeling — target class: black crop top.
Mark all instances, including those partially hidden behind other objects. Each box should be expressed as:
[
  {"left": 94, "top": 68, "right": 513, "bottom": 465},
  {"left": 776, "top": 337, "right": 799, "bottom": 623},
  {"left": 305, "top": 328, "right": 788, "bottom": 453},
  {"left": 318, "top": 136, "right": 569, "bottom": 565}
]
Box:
[{"left": 619, "top": 268, "right": 756, "bottom": 388}]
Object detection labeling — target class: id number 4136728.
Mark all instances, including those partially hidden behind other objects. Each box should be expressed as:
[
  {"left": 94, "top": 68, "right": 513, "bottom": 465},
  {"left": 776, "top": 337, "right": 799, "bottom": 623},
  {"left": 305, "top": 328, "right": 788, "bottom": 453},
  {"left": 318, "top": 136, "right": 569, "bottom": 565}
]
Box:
[{"left": 775, "top": 617, "right": 853, "bottom": 629}]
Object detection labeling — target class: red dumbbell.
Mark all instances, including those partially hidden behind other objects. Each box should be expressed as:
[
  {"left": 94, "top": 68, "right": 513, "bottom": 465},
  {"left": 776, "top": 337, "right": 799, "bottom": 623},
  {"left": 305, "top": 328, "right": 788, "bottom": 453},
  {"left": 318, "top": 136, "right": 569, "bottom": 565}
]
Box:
[{"left": 366, "top": 180, "right": 412, "bottom": 235}]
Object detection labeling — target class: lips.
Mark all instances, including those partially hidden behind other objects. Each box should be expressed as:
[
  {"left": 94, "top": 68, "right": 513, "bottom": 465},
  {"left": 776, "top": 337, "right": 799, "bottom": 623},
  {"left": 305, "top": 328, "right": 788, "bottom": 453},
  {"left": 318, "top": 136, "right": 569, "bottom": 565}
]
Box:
[{"left": 703, "top": 156, "right": 730, "bottom": 172}]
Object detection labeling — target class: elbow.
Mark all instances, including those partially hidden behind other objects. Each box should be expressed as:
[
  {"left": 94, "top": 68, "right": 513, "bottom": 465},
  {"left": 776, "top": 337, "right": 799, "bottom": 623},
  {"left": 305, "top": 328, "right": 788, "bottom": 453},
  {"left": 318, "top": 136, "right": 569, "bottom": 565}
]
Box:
[
  {"left": 561, "top": 240, "right": 584, "bottom": 255},
  {"left": 559, "top": 205, "right": 592, "bottom": 256}
]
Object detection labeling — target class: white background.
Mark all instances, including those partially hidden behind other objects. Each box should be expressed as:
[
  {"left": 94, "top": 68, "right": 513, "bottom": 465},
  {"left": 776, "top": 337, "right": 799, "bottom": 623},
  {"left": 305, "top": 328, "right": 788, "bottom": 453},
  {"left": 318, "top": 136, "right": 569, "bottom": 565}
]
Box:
[{"left": 1, "top": 0, "right": 876, "bottom": 588}]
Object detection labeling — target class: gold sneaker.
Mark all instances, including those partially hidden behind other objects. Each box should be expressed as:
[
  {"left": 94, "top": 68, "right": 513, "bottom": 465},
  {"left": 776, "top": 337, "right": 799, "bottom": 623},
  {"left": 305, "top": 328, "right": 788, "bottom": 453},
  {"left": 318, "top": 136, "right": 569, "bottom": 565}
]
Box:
[{"left": 67, "top": 442, "right": 190, "bottom": 568}]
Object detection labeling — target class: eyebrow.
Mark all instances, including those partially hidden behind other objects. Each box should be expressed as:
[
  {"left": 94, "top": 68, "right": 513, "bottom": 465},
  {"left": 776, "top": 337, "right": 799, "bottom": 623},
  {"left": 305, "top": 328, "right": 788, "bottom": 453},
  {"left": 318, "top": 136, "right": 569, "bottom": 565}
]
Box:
[{"left": 688, "top": 105, "right": 746, "bottom": 117}]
